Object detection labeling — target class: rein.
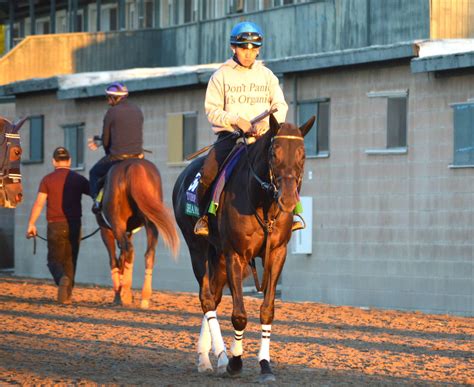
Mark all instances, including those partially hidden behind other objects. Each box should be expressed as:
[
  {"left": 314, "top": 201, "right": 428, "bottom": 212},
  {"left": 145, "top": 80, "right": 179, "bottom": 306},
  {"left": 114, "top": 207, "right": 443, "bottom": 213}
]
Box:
[{"left": 242, "top": 131, "right": 304, "bottom": 292}]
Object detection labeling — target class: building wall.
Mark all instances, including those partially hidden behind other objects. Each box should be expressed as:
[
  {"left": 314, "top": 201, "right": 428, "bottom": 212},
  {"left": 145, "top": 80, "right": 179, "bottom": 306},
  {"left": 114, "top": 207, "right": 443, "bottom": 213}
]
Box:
[
  {"left": 0, "top": 0, "right": 431, "bottom": 85},
  {"left": 13, "top": 88, "right": 212, "bottom": 294},
  {"left": 282, "top": 63, "right": 473, "bottom": 316},
  {"left": 12, "top": 62, "right": 474, "bottom": 316}
]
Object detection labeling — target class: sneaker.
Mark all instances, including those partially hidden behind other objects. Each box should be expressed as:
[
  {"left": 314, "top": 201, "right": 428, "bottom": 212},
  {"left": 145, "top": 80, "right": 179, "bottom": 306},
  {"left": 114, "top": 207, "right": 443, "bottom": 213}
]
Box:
[
  {"left": 194, "top": 216, "right": 209, "bottom": 236},
  {"left": 58, "top": 276, "right": 72, "bottom": 304},
  {"left": 92, "top": 201, "right": 102, "bottom": 214}
]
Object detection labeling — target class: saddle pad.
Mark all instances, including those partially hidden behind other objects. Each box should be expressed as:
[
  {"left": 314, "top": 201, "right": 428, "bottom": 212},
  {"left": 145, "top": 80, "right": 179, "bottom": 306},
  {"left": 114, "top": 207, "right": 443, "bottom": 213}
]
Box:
[
  {"left": 208, "top": 145, "right": 245, "bottom": 215},
  {"left": 185, "top": 172, "right": 201, "bottom": 217}
]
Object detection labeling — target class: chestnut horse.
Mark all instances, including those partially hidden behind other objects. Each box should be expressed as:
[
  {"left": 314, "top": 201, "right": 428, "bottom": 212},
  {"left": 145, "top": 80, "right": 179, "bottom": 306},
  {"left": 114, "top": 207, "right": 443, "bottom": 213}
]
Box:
[
  {"left": 0, "top": 116, "right": 28, "bottom": 208},
  {"left": 172, "top": 115, "right": 314, "bottom": 382},
  {"left": 96, "top": 158, "right": 180, "bottom": 308}
]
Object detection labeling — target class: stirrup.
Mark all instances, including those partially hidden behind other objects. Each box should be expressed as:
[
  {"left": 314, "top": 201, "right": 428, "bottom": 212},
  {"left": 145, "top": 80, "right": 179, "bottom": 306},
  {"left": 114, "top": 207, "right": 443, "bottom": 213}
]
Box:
[
  {"left": 194, "top": 216, "right": 209, "bottom": 236},
  {"left": 291, "top": 214, "right": 306, "bottom": 232}
]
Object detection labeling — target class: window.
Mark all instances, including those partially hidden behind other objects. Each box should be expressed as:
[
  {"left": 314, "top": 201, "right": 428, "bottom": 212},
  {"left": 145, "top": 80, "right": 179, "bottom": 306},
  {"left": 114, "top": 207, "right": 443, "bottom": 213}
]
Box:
[
  {"left": 297, "top": 99, "right": 330, "bottom": 157},
  {"left": 451, "top": 103, "right": 474, "bottom": 167},
  {"left": 23, "top": 116, "right": 44, "bottom": 163},
  {"left": 167, "top": 111, "right": 198, "bottom": 163},
  {"left": 63, "top": 123, "right": 84, "bottom": 169},
  {"left": 366, "top": 90, "right": 408, "bottom": 154}
]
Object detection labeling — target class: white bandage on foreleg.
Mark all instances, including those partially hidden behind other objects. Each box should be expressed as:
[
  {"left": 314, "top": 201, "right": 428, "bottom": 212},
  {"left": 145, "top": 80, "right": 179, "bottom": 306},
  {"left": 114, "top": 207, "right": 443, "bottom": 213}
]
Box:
[
  {"left": 197, "top": 316, "right": 212, "bottom": 354},
  {"left": 258, "top": 324, "right": 272, "bottom": 362},
  {"left": 205, "top": 310, "right": 226, "bottom": 357},
  {"left": 230, "top": 329, "right": 244, "bottom": 357}
]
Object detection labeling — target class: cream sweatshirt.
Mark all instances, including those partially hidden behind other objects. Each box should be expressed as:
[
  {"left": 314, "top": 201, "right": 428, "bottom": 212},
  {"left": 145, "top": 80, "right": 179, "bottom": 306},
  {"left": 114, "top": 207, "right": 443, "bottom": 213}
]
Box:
[{"left": 205, "top": 58, "right": 288, "bottom": 134}]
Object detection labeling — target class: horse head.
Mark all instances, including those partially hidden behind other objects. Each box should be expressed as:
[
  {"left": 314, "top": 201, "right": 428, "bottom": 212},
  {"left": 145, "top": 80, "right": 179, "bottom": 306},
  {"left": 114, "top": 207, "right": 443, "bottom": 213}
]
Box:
[
  {"left": 0, "top": 116, "right": 27, "bottom": 208},
  {"left": 267, "top": 114, "right": 315, "bottom": 213}
]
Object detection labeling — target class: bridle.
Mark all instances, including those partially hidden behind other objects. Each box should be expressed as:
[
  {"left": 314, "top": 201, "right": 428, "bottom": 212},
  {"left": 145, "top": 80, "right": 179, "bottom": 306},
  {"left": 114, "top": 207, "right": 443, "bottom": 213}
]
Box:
[
  {"left": 268, "top": 134, "right": 305, "bottom": 194},
  {"left": 0, "top": 128, "right": 22, "bottom": 205}
]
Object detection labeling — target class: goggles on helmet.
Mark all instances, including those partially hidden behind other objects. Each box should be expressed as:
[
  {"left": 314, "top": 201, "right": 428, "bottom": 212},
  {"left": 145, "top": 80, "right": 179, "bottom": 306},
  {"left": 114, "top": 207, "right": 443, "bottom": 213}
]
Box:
[{"left": 231, "top": 32, "right": 263, "bottom": 47}]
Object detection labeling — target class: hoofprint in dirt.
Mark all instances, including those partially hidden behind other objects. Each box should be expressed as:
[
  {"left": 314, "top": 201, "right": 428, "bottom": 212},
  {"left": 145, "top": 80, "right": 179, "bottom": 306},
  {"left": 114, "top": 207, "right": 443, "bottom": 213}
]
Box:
[{"left": 0, "top": 275, "right": 472, "bottom": 386}]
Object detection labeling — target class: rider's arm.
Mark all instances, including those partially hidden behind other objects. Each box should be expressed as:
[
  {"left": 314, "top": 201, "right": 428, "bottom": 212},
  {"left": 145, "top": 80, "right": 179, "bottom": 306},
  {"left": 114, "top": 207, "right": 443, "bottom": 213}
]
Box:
[
  {"left": 268, "top": 72, "right": 288, "bottom": 124},
  {"left": 102, "top": 110, "right": 112, "bottom": 154},
  {"left": 205, "top": 74, "right": 240, "bottom": 133}
]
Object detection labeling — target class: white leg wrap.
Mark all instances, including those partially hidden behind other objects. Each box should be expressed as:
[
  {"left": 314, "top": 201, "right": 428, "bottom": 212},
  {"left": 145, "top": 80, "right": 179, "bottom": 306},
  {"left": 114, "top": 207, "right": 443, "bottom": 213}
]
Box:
[
  {"left": 230, "top": 329, "right": 244, "bottom": 357},
  {"left": 258, "top": 324, "right": 272, "bottom": 362},
  {"left": 197, "top": 316, "right": 212, "bottom": 355},
  {"left": 205, "top": 310, "right": 226, "bottom": 357}
]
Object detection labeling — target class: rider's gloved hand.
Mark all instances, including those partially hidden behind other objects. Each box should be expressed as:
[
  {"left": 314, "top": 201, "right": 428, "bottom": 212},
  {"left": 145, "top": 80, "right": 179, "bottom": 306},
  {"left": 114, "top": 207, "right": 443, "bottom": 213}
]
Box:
[{"left": 236, "top": 117, "right": 253, "bottom": 133}]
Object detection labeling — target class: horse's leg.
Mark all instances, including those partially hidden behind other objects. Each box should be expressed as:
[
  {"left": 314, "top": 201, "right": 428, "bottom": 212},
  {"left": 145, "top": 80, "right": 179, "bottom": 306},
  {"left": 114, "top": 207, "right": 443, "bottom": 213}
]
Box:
[
  {"left": 119, "top": 232, "right": 134, "bottom": 306},
  {"left": 99, "top": 226, "right": 121, "bottom": 304},
  {"left": 141, "top": 223, "right": 158, "bottom": 309},
  {"left": 197, "top": 251, "right": 229, "bottom": 374},
  {"left": 225, "top": 252, "right": 248, "bottom": 377},
  {"left": 257, "top": 246, "right": 287, "bottom": 383}
]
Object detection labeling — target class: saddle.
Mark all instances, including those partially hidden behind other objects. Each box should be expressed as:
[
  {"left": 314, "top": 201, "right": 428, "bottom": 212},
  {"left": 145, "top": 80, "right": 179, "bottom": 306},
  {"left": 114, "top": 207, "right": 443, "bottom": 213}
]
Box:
[{"left": 185, "top": 144, "right": 245, "bottom": 218}]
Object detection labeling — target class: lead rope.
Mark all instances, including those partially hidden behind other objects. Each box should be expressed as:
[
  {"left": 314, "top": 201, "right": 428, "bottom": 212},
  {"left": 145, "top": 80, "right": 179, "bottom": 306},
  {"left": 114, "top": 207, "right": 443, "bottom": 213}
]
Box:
[{"left": 30, "top": 227, "right": 101, "bottom": 254}]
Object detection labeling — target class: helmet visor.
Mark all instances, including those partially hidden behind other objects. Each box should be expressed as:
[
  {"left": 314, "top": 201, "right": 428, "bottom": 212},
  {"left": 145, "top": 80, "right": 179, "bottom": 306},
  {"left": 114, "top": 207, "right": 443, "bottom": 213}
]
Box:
[{"left": 232, "top": 32, "right": 263, "bottom": 46}]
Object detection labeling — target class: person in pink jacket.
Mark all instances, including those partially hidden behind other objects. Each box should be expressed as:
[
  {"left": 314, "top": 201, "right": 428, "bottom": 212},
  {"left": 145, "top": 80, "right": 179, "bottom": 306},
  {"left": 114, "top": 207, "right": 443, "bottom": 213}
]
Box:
[{"left": 194, "top": 21, "right": 303, "bottom": 236}]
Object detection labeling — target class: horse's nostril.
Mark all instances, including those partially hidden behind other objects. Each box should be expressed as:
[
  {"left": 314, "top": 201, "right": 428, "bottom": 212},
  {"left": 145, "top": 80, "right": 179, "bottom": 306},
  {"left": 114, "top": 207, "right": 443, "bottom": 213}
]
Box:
[{"left": 16, "top": 193, "right": 23, "bottom": 202}]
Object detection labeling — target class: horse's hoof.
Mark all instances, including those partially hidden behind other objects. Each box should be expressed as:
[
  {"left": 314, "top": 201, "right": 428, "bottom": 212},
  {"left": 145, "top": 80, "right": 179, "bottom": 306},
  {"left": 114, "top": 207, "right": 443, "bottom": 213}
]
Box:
[
  {"left": 140, "top": 299, "right": 150, "bottom": 309},
  {"left": 216, "top": 351, "right": 229, "bottom": 375},
  {"left": 259, "top": 359, "right": 275, "bottom": 383},
  {"left": 226, "top": 355, "right": 243, "bottom": 377},
  {"left": 258, "top": 372, "right": 276, "bottom": 383},
  {"left": 197, "top": 353, "right": 213, "bottom": 373},
  {"left": 113, "top": 293, "right": 121, "bottom": 305}
]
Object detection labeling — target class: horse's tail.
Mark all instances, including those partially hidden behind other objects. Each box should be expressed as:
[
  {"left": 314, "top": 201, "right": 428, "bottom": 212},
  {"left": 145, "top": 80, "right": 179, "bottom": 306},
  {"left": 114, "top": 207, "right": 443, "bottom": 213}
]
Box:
[{"left": 127, "top": 161, "right": 180, "bottom": 258}]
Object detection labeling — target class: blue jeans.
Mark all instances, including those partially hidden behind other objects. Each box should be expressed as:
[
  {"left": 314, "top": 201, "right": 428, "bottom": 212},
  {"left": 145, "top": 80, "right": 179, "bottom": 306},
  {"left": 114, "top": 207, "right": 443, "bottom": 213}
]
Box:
[{"left": 89, "top": 156, "right": 121, "bottom": 199}]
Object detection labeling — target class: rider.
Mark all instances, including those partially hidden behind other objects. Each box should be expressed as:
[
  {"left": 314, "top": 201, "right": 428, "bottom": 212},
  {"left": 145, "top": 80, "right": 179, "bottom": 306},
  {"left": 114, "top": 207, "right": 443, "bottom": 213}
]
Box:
[
  {"left": 194, "top": 21, "right": 304, "bottom": 236},
  {"left": 88, "top": 82, "right": 144, "bottom": 213}
]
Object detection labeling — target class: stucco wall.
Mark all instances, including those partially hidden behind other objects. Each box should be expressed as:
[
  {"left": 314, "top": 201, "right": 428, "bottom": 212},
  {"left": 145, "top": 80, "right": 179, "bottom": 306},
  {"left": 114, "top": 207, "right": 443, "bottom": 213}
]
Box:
[{"left": 281, "top": 63, "right": 473, "bottom": 316}]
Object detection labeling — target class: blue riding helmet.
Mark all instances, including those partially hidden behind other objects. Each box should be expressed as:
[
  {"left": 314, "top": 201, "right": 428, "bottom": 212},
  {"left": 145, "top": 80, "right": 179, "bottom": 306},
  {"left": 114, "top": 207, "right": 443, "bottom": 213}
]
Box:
[
  {"left": 105, "top": 82, "right": 129, "bottom": 97},
  {"left": 230, "top": 21, "right": 263, "bottom": 47}
]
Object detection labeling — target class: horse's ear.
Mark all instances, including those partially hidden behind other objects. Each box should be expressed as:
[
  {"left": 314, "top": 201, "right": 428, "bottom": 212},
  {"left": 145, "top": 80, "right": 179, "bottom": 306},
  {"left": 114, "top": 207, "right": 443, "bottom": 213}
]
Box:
[
  {"left": 13, "top": 116, "right": 29, "bottom": 133},
  {"left": 299, "top": 116, "right": 316, "bottom": 137},
  {"left": 269, "top": 113, "right": 280, "bottom": 136},
  {"left": 0, "top": 116, "right": 12, "bottom": 134}
]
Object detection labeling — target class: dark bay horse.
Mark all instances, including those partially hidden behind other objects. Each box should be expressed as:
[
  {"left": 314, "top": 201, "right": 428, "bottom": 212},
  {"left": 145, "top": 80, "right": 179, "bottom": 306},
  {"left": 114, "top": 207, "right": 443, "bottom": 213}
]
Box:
[
  {"left": 0, "top": 116, "right": 28, "bottom": 208},
  {"left": 97, "top": 158, "right": 180, "bottom": 308},
  {"left": 173, "top": 114, "right": 314, "bottom": 382}
]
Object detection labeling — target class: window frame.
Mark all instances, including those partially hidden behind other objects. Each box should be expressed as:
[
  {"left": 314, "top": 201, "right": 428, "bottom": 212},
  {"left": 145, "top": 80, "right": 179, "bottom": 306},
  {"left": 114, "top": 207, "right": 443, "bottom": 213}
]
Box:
[
  {"left": 22, "top": 115, "right": 44, "bottom": 164},
  {"left": 62, "top": 122, "right": 85, "bottom": 170},
  {"left": 297, "top": 98, "right": 330, "bottom": 159},
  {"left": 167, "top": 110, "right": 198, "bottom": 165},
  {"left": 449, "top": 101, "right": 474, "bottom": 168},
  {"left": 365, "top": 89, "right": 408, "bottom": 155}
]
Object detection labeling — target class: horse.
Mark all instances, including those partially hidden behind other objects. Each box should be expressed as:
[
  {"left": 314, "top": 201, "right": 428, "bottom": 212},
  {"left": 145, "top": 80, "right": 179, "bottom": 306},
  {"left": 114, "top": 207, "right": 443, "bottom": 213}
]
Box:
[
  {"left": 0, "top": 116, "right": 28, "bottom": 209},
  {"left": 96, "top": 158, "right": 180, "bottom": 308},
  {"left": 172, "top": 114, "right": 315, "bottom": 382}
]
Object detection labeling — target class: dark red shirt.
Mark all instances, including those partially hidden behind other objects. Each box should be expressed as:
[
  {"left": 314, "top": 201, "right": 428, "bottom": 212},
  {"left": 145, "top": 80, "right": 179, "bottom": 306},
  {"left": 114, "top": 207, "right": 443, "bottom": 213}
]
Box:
[{"left": 39, "top": 168, "right": 90, "bottom": 223}]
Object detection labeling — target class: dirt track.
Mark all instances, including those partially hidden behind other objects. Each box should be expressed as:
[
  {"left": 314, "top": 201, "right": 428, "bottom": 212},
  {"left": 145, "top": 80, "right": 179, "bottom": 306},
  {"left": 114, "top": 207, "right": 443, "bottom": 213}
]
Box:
[{"left": 0, "top": 274, "right": 472, "bottom": 386}]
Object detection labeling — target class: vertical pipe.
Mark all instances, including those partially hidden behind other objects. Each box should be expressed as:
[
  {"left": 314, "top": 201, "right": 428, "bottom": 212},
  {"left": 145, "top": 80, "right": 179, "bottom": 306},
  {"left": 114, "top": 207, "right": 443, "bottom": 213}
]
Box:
[
  {"left": 139, "top": 0, "right": 144, "bottom": 29},
  {"left": 29, "top": 0, "right": 36, "bottom": 35},
  {"left": 72, "top": 0, "right": 78, "bottom": 32},
  {"left": 8, "top": 0, "right": 14, "bottom": 49},
  {"left": 67, "top": 0, "right": 72, "bottom": 32},
  {"left": 50, "top": 0, "right": 56, "bottom": 33},
  {"left": 96, "top": 0, "right": 101, "bottom": 32},
  {"left": 118, "top": 0, "right": 126, "bottom": 30}
]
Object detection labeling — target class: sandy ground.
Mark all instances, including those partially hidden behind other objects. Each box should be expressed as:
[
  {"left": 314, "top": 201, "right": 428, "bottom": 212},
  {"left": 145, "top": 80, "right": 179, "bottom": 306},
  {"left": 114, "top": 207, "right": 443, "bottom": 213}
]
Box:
[{"left": 0, "top": 274, "right": 472, "bottom": 386}]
